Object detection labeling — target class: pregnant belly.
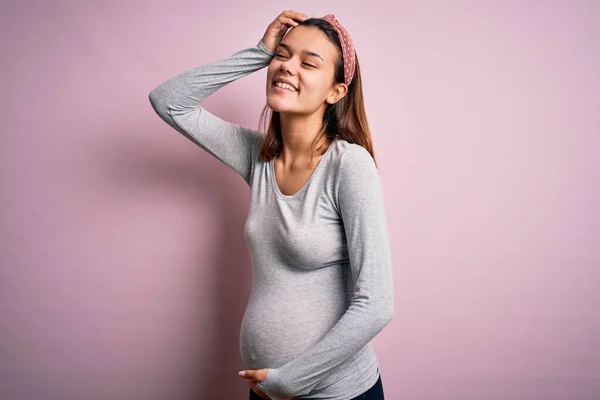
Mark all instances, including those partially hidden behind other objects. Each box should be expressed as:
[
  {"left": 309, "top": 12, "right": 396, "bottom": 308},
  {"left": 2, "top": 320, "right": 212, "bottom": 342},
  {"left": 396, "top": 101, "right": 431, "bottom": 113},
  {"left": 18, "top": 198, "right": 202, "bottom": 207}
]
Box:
[{"left": 239, "top": 290, "right": 348, "bottom": 369}]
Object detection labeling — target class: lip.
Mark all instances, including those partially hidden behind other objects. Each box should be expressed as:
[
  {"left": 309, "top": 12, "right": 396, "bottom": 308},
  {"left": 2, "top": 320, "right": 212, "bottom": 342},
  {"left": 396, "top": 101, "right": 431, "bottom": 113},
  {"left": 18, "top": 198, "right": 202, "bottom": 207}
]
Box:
[
  {"left": 273, "top": 77, "right": 299, "bottom": 91},
  {"left": 273, "top": 83, "right": 298, "bottom": 94}
]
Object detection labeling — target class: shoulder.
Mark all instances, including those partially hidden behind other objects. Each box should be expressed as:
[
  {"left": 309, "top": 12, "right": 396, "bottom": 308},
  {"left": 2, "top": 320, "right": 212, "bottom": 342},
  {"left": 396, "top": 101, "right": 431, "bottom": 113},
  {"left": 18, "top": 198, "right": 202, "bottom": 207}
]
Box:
[
  {"left": 330, "top": 139, "right": 380, "bottom": 200},
  {"left": 330, "top": 139, "right": 377, "bottom": 180}
]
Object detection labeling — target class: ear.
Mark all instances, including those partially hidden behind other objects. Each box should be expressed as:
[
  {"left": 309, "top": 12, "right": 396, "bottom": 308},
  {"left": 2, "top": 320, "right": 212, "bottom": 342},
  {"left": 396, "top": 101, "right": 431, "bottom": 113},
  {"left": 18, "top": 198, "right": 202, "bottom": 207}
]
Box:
[{"left": 326, "top": 83, "right": 348, "bottom": 104}]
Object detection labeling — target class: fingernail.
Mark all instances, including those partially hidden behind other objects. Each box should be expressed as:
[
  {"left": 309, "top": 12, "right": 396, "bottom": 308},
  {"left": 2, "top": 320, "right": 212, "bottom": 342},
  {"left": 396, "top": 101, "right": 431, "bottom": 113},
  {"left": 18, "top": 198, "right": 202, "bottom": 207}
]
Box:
[{"left": 238, "top": 371, "right": 245, "bottom": 376}]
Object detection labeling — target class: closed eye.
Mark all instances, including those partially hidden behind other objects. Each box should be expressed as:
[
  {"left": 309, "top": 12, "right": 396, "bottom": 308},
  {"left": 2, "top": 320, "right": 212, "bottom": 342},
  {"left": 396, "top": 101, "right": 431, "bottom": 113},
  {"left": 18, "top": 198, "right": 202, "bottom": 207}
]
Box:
[{"left": 276, "top": 53, "right": 316, "bottom": 68}]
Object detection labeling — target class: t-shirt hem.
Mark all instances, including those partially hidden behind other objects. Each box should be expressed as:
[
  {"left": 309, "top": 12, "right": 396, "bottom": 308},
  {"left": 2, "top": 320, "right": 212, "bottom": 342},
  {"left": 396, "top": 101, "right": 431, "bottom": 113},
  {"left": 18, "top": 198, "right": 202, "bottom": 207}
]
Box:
[{"left": 328, "top": 369, "right": 380, "bottom": 400}]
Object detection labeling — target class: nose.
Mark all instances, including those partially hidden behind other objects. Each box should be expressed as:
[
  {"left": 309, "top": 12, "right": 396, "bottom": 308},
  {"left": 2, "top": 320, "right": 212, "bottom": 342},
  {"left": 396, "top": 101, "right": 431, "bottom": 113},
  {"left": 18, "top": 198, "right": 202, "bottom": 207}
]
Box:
[
  {"left": 279, "top": 63, "right": 291, "bottom": 74},
  {"left": 279, "top": 58, "right": 295, "bottom": 75}
]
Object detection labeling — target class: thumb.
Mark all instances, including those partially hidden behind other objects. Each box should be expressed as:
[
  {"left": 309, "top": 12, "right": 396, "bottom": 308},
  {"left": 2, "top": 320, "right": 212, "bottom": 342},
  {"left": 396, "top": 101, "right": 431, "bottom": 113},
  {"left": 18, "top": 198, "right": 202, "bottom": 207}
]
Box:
[{"left": 238, "top": 370, "right": 256, "bottom": 380}]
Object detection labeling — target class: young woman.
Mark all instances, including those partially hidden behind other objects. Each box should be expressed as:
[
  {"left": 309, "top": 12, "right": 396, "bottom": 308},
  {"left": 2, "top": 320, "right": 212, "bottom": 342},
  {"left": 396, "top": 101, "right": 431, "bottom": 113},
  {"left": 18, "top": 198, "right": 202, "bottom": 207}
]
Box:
[{"left": 149, "top": 10, "right": 394, "bottom": 400}]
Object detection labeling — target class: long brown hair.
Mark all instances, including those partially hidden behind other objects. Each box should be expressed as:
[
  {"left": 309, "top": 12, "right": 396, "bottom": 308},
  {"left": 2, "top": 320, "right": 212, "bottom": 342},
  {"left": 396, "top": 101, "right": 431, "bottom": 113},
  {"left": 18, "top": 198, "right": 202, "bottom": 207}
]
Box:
[{"left": 258, "top": 17, "right": 377, "bottom": 167}]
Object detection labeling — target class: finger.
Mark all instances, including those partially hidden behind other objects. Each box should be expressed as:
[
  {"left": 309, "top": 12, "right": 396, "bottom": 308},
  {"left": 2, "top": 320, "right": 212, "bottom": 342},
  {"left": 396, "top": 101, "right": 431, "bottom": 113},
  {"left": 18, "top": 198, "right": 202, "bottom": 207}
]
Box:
[
  {"left": 254, "top": 389, "right": 270, "bottom": 400},
  {"left": 255, "top": 381, "right": 272, "bottom": 400},
  {"left": 239, "top": 370, "right": 253, "bottom": 379},
  {"left": 242, "top": 369, "right": 262, "bottom": 381},
  {"left": 250, "top": 383, "right": 271, "bottom": 400},
  {"left": 279, "top": 11, "right": 308, "bottom": 24},
  {"left": 278, "top": 16, "right": 299, "bottom": 27},
  {"left": 283, "top": 10, "right": 309, "bottom": 20},
  {"left": 290, "top": 13, "right": 309, "bottom": 23}
]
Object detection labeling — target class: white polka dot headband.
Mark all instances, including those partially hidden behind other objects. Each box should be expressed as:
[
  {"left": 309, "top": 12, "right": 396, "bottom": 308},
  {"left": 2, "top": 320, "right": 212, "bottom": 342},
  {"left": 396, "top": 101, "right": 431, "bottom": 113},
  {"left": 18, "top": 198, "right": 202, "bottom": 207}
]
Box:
[{"left": 320, "top": 14, "right": 356, "bottom": 86}]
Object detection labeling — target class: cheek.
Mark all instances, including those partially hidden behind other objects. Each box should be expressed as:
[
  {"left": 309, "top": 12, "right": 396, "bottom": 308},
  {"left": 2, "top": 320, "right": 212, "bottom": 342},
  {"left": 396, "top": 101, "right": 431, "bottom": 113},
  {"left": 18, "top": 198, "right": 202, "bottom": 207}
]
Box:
[
  {"left": 266, "top": 62, "right": 279, "bottom": 81},
  {"left": 300, "top": 78, "right": 329, "bottom": 101},
  {"left": 267, "top": 62, "right": 275, "bottom": 81}
]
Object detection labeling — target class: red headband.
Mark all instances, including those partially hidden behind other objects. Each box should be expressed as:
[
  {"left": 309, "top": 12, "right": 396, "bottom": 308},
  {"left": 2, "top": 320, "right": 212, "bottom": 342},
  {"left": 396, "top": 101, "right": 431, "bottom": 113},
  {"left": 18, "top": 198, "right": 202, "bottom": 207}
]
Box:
[{"left": 320, "top": 14, "right": 356, "bottom": 86}]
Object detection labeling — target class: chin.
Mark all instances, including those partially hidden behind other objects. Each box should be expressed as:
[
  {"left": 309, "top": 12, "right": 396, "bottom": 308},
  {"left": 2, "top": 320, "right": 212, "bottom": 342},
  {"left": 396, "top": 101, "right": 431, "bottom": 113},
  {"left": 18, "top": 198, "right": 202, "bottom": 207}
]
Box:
[{"left": 266, "top": 95, "right": 295, "bottom": 113}]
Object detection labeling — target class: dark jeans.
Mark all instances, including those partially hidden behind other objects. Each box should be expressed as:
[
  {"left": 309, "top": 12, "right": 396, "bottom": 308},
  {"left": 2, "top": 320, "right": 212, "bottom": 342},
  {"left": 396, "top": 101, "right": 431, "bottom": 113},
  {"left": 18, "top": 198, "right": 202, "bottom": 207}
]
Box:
[{"left": 248, "top": 372, "right": 384, "bottom": 400}]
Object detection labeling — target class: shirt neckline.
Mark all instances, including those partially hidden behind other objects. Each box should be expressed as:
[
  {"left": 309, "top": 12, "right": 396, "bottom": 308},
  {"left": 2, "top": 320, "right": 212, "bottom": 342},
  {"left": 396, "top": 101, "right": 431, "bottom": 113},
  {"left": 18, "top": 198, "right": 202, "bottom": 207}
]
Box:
[{"left": 269, "top": 140, "right": 336, "bottom": 201}]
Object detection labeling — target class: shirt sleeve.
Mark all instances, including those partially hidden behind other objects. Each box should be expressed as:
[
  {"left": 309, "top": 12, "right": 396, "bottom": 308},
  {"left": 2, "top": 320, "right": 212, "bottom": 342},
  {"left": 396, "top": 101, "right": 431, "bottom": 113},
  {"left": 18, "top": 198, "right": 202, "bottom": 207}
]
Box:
[
  {"left": 257, "top": 146, "right": 395, "bottom": 399},
  {"left": 148, "top": 40, "right": 275, "bottom": 185}
]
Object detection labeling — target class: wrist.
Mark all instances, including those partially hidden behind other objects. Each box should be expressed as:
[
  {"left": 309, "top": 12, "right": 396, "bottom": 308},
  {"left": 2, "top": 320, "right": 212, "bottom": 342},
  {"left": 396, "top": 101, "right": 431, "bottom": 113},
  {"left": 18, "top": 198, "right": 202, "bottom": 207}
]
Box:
[
  {"left": 256, "top": 367, "right": 288, "bottom": 399},
  {"left": 258, "top": 39, "right": 275, "bottom": 56}
]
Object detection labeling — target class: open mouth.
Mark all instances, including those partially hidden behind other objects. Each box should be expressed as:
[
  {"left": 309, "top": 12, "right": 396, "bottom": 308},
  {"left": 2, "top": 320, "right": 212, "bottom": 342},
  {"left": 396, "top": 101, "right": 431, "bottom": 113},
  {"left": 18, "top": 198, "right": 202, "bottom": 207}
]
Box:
[{"left": 273, "top": 81, "right": 298, "bottom": 93}]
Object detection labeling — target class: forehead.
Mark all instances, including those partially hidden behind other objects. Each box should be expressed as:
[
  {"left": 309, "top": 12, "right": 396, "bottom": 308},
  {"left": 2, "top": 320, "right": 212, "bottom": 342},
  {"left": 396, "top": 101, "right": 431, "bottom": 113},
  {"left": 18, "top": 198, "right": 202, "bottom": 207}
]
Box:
[{"left": 279, "top": 26, "right": 338, "bottom": 63}]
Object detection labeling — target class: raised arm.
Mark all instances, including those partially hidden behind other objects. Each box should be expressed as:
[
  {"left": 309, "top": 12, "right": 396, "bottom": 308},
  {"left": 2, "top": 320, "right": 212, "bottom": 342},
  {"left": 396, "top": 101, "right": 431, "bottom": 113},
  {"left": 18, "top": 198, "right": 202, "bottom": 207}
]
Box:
[
  {"left": 148, "top": 40, "right": 274, "bottom": 184},
  {"left": 257, "top": 146, "right": 395, "bottom": 399}
]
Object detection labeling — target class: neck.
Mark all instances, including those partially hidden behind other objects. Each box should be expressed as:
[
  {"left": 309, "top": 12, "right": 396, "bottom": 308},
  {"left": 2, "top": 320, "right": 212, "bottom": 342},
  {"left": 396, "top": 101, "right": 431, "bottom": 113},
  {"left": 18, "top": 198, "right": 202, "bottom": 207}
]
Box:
[{"left": 278, "top": 111, "right": 329, "bottom": 167}]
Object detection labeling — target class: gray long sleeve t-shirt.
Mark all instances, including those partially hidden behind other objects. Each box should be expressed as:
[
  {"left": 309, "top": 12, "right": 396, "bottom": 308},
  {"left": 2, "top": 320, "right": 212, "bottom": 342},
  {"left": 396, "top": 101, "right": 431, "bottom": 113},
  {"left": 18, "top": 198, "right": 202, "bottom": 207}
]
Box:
[{"left": 148, "top": 39, "right": 394, "bottom": 400}]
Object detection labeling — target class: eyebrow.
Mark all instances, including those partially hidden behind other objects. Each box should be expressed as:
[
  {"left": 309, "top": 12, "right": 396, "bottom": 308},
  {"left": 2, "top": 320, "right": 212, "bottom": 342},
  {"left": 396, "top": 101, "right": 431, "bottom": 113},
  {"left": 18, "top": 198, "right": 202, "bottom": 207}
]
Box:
[{"left": 277, "top": 43, "right": 324, "bottom": 61}]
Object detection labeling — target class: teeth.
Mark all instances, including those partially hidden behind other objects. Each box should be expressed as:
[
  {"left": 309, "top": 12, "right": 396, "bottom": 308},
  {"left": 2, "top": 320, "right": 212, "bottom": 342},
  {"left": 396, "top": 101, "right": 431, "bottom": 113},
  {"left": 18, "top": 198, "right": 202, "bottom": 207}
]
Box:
[{"left": 275, "top": 81, "right": 297, "bottom": 92}]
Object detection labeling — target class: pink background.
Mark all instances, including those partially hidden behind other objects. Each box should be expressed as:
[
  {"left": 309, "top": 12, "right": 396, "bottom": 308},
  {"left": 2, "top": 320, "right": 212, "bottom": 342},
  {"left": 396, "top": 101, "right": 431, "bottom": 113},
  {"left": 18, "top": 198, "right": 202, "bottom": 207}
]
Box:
[{"left": 2, "top": 0, "right": 599, "bottom": 399}]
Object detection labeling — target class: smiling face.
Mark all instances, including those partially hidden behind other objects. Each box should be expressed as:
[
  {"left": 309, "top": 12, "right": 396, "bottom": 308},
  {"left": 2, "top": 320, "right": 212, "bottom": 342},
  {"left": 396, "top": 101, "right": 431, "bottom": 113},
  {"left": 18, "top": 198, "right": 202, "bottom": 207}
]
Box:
[{"left": 266, "top": 25, "right": 346, "bottom": 115}]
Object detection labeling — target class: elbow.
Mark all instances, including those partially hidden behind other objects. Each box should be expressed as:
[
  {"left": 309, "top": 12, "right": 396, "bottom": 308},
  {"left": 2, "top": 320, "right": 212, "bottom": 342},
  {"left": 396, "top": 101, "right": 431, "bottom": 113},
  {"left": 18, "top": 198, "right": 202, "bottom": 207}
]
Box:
[
  {"left": 381, "top": 302, "right": 394, "bottom": 326},
  {"left": 375, "top": 299, "right": 394, "bottom": 328},
  {"left": 386, "top": 303, "right": 395, "bottom": 324},
  {"left": 148, "top": 90, "right": 171, "bottom": 121},
  {"left": 354, "top": 292, "right": 394, "bottom": 329},
  {"left": 148, "top": 90, "right": 163, "bottom": 112},
  {"left": 360, "top": 300, "right": 393, "bottom": 332}
]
